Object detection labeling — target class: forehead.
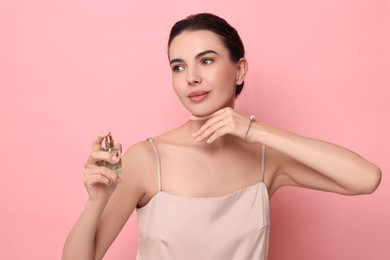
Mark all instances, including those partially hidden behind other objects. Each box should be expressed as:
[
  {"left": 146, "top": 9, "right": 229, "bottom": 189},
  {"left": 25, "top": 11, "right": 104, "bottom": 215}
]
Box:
[{"left": 168, "top": 30, "right": 227, "bottom": 59}]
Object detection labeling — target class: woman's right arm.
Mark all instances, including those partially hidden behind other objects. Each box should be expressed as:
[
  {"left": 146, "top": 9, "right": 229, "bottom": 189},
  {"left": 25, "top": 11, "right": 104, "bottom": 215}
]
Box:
[{"left": 62, "top": 132, "right": 148, "bottom": 260}]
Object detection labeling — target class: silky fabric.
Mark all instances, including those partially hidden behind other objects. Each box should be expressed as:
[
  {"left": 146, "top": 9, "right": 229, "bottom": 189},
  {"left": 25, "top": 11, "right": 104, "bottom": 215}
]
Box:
[{"left": 136, "top": 138, "right": 270, "bottom": 260}]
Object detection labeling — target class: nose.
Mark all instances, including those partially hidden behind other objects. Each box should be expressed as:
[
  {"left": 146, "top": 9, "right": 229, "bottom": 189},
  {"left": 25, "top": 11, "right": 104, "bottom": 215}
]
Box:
[{"left": 186, "top": 66, "right": 202, "bottom": 86}]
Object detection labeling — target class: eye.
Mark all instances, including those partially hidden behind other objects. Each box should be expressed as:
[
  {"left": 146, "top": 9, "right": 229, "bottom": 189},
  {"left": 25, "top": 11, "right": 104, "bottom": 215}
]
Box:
[
  {"left": 202, "top": 58, "right": 213, "bottom": 65},
  {"left": 172, "top": 65, "right": 184, "bottom": 72}
]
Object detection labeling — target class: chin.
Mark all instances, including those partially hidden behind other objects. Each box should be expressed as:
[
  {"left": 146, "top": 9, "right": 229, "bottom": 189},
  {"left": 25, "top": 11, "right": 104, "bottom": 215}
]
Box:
[
  {"left": 188, "top": 110, "right": 211, "bottom": 117},
  {"left": 185, "top": 107, "right": 212, "bottom": 117},
  {"left": 182, "top": 95, "right": 236, "bottom": 116},
  {"left": 188, "top": 105, "right": 232, "bottom": 117}
]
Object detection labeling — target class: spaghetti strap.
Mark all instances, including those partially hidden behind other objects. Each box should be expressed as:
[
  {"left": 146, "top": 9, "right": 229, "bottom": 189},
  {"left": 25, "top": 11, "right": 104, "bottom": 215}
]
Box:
[
  {"left": 147, "top": 138, "right": 162, "bottom": 191},
  {"left": 260, "top": 144, "right": 266, "bottom": 182}
]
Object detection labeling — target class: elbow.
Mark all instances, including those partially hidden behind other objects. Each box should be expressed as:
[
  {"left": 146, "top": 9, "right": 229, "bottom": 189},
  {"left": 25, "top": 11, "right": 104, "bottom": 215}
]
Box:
[
  {"left": 344, "top": 165, "right": 382, "bottom": 195},
  {"left": 361, "top": 165, "right": 382, "bottom": 195},
  {"left": 368, "top": 166, "right": 382, "bottom": 194}
]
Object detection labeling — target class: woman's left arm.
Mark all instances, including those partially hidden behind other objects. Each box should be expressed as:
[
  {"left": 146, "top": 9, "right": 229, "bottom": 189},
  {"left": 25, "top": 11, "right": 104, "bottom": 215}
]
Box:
[
  {"left": 191, "top": 108, "right": 382, "bottom": 195},
  {"left": 250, "top": 121, "right": 382, "bottom": 195}
]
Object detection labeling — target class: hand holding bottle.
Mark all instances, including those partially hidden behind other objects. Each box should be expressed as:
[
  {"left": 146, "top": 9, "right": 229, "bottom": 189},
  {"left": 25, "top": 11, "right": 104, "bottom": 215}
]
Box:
[{"left": 83, "top": 131, "right": 122, "bottom": 202}]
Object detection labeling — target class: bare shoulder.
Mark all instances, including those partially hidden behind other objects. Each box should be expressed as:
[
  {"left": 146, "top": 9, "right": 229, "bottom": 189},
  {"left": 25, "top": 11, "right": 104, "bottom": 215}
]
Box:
[
  {"left": 121, "top": 123, "right": 184, "bottom": 166},
  {"left": 121, "top": 139, "right": 157, "bottom": 178},
  {"left": 117, "top": 139, "right": 159, "bottom": 201},
  {"left": 122, "top": 139, "right": 155, "bottom": 168}
]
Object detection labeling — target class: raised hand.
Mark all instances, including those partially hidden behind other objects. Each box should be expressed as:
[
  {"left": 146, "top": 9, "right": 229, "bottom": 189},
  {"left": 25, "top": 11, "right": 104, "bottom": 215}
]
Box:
[
  {"left": 82, "top": 131, "right": 122, "bottom": 202},
  {"left": 190, "top": 107, "right": 256, "bottom": 144}
]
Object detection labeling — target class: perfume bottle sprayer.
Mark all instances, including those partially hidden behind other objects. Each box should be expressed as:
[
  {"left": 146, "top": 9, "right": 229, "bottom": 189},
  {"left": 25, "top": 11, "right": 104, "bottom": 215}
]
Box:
[{"left": 102, "top": 134, "right": 122, "bottom": 175}]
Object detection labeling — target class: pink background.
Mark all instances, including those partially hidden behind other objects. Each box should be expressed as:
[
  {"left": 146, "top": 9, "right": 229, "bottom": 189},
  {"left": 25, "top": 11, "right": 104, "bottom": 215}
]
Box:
[{"left": 1, "top": 0, "right": 389, "bottom": 259}]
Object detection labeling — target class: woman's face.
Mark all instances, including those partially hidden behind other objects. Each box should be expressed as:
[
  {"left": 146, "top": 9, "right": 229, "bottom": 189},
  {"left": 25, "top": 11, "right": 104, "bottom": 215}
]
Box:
[{"left": 168, "top": 30, "right": 246, "bottom": 116}]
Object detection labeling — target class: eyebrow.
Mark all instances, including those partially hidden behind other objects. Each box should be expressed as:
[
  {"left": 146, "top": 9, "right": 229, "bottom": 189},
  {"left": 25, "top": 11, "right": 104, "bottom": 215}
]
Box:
[{"left": 169, "top": 50, "right": 218, "bottom": 65}]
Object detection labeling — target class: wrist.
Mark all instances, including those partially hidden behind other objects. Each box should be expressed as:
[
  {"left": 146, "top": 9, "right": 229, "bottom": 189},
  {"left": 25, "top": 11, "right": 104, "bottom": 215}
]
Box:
[
  {"left": 246, "top": 121, "right": 268, "bottom": 143},
  {"left": 84, "top": 198, "right": 108, "bottom": 216},
  {"left": 243, "top": 115, "right": 256, "bottom": 143}
]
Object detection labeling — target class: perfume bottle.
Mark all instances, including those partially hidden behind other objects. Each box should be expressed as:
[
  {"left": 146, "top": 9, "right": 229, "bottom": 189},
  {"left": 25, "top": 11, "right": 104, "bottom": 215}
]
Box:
[{"left": 102, "top": 134, "right": 122, "bottom": 175}]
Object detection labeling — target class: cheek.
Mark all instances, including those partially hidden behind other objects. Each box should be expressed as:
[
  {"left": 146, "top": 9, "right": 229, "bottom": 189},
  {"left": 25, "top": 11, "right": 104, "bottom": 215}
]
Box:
[
  {"left": 171, "top": 74, "right": 181, "bottom": 90},
  {"left": 172, "top": 75, "right": 186, "bottom": 99},
  {"left": 210, "top": 65, "right": 237, "bottom": 89}
]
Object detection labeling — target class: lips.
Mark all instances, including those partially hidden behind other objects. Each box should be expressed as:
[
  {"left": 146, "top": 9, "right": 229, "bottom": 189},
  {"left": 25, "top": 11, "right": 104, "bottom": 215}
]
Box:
[{"left": 188, "top": 90, "right": 210, "bottom": 102}]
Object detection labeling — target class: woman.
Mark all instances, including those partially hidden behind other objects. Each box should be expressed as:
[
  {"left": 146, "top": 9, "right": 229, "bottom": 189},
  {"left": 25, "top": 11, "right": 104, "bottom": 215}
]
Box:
[{"left": 62, "top": 13, "right": 381, "bottom": 260}]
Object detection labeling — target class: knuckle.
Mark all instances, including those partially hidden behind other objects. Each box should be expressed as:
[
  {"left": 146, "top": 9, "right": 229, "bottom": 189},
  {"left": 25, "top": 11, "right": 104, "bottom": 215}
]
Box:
[
  {"left": 90, "top": 151, "right": 99, "bottom": 159},
  {"left": 83, "top": 174, "right": 94, "bottom": 185},
  {"left": 226, "top": 108, "right": 233, "bottom": 115},
  {"left": 95, "top": 132, "right": 104, "bottom": 140},
  {"left": 84, "top": 158, "right": 94, "bottom": 169},
  {"left": 92, "top": 136, "right": 100, "bottom": 146}
]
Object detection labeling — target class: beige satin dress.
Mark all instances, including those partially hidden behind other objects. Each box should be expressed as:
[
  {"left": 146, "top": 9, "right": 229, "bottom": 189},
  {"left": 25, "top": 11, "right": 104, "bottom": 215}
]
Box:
[{"left": 136, "top": 138, "right": 270, "bottom": 260}]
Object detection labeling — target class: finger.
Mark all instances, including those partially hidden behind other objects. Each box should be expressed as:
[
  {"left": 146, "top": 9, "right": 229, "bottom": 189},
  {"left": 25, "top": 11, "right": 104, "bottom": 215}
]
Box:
[
  {"left": 192, "top": 113, "right": 228, "bottom": 139},
  {"left": 193, "top": 118, "right": 222, "bottom": 139},
  {"left": 206, "top": 125, "right": 233, "bottom": 143},
  {"left": 84, "top": 172, "right": 114, "bottom": 186},
  {"left": 92, "top": 131, "right": 111, "bottom": 152},
  {"left": 84, "top": 166, "right": 120, "bottom": 184},
  {"left": 194, "top": 118, "right": 229, "bottom": 142},
  {"left": 196, "top": 114, "right": 249, "bottom": 143},
  {"left": 85, "top": 150, "right": 120, "bottom": 167}
]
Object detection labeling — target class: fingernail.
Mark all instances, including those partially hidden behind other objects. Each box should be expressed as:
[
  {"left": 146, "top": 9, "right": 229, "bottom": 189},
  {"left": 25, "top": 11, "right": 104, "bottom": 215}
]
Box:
[
  {"left": 112, "top": 156, "right": 119, "bottom": 162},
  {"left": 206, "top": 138, "right": 212, "bottom": 144},
  {"left": 195, "top": 136, "right": 202, "bottom": 142},
  {"left": 192, "top": 133, "right": 199, "bottom": 138},
  {"left": 116, "top": 177, "right": 121, "bottom": 183}
]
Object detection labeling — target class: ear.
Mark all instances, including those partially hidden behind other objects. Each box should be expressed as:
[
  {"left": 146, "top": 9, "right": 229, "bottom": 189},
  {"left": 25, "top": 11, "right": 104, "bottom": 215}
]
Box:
[{"left": 235, "top": 58, "right": 248, "bottom": 85}]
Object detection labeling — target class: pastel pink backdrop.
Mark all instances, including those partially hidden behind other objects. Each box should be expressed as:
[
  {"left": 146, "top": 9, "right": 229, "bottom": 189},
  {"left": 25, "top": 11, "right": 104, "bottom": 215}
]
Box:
[{"left": 1, "top": 0, "right": 389, "bottom": 259}]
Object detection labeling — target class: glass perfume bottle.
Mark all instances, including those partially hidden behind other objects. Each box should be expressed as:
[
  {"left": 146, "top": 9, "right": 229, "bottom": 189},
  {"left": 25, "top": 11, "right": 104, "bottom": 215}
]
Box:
[{"left": 102, "top": 134, "right": 122, "bottom": 175}]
